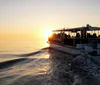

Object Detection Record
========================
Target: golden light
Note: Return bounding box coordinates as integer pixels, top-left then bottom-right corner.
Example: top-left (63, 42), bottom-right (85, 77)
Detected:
top-left (43, 28), bottom-right (52, 39)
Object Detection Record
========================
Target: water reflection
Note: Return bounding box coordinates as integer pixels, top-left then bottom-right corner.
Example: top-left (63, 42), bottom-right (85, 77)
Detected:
top-left (1, 48), bottom-right (100, 85)
top-left (0, 50), bottom-right (51, 85)
top-left (48, 48), bottom-right (74, 85)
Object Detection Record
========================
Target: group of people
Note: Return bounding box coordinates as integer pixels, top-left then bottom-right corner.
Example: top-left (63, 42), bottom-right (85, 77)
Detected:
top-left (50, 32), bottom-right (98, 39)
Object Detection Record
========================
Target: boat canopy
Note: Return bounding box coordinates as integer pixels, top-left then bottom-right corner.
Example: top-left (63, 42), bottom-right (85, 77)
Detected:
top-left (52, 24), bottom-right (100, 32)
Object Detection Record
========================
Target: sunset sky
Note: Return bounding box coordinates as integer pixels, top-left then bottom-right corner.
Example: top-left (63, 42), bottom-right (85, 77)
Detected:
top-left (0, 0), bottom-right (100, 41)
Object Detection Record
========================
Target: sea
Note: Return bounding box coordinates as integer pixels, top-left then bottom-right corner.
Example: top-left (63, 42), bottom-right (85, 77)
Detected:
top-left (0, 40), bottom-right (100, 85)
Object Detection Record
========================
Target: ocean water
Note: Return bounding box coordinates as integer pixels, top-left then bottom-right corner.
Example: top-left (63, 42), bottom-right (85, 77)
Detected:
top-left (0, 40), bottom-right (100, 85)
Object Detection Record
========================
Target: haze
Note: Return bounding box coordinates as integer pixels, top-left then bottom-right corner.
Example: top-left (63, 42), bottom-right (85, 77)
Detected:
top-left (0, 0), bottom-right (100, 41)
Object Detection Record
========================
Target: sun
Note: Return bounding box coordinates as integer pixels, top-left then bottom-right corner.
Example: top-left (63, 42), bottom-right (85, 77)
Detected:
top-left (43, 29), bottom-right (52, 39)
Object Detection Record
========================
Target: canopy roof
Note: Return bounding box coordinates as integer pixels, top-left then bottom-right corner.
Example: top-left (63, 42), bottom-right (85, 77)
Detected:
top-left (53, 24), bottom-right (100, 32)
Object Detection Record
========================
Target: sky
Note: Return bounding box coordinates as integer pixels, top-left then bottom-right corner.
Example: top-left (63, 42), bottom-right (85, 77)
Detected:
top-left (0, 0), bottom-right (100, 41)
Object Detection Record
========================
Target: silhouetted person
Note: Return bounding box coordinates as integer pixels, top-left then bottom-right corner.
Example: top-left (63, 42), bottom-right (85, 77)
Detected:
top-left (68, 34), bottom-right (70, 38)
top-left (76, 33), bottom-right (80, 38)
top-left (93, 33), bottom-right (97, 38)
top-left (87, 33), bottom-right (92, 38)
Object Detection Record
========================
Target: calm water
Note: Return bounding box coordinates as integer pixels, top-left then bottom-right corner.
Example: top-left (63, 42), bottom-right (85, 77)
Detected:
top-left (0, 40), bottom-right (100, 85)
top-left (0, 40), bottom-right (49, 54)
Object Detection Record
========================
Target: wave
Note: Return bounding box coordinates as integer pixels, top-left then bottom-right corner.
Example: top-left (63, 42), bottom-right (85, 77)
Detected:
top-left (16, 47), bottom-right (49, 57)
top-left (0, 47), bottom-right (49, 69)
top-left (0, 58), bottom-right (27, 69)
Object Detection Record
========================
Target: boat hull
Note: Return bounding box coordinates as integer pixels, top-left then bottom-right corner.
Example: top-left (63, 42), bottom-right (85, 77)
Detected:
top-left (49, 43), bottom-right (81, 56)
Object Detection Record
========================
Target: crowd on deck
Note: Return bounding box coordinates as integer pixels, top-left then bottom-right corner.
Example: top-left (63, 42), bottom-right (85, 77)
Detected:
top-left (48, 32), bottom-right (100, 46)
top-left (49, 32), bottom-right (99, 39)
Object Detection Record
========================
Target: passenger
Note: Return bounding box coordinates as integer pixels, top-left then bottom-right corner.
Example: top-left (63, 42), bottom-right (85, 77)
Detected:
top-left (93, 33), bottom-right (97, 38)
top-left (68, 34), bottom-right (70, 38)
top-left (87, 33), bottom-right (92, 38)
top-left (64, 33), bottom-right (67, 38)
top-left (76, 33), bottom-right (80, 38)
top-left (58, 33), bottom-right (60, 38)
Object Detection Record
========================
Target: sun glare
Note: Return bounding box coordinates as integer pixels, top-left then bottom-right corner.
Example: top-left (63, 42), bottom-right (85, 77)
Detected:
top-left (43, 29), bottom-right (52, 39)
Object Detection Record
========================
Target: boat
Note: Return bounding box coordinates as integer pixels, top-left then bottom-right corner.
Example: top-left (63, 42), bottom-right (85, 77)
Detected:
top-left (48, 24), bottom-right (100, 56)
